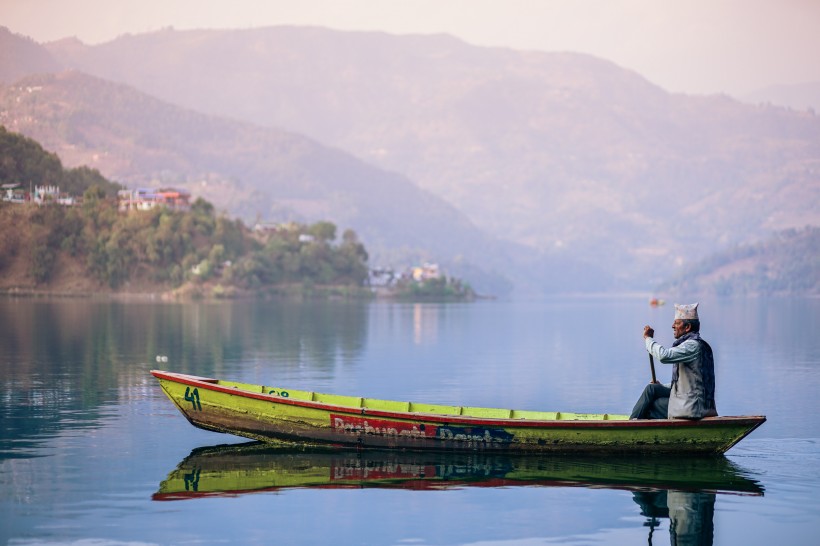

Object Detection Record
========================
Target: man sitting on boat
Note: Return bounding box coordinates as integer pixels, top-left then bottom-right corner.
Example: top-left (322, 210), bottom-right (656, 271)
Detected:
top-left (630, 303), bottom-right (718, 420)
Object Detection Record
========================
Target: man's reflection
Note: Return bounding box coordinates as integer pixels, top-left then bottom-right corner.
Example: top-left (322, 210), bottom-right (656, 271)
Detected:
top-left (633, 490), bottom-right (715, 546)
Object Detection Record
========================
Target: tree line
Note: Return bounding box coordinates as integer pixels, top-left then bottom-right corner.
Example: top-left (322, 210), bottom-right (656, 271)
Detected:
top-left (2, 190), bottom-right (370, 293)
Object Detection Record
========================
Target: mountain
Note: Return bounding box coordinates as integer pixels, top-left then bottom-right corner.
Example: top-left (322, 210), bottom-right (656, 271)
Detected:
top-left (42, 26), bottom-right (820, 289)
top-left (0, 27), bottom-right (60, 84)
top-left (659, 226), bottom-right (820, 297)
top-left (742, 81), bottom-right (820, 112)
top-left (0, 71), bottom-right (514, 295)
top-left (3, 26), bottom-right (818, 294)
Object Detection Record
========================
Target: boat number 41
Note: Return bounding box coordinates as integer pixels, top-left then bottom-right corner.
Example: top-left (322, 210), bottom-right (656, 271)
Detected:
top-left (184, 387), bottom-right (202, 411)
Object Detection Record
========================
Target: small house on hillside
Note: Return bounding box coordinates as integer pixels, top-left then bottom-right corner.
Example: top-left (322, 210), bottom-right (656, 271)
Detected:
top-left (412, 263), bottom-right (442, 282)
top-left (33, 185), bottom-right (75, 205)
top-left (118, 187), bottom-right (191, 212)
top-left (369, 267), bottom-right (397, 287)
top-left (1, 183), bottom-right (25, 203)
top-left (2, 184), bottom-right (76, 205)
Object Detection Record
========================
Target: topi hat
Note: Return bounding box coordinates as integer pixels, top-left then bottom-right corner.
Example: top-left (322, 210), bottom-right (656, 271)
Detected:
top-left (674, 303), bottom-right (699, 320)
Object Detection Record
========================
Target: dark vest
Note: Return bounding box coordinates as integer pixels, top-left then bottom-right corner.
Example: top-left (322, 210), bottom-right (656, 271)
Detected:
top-left (672, 331), bottom-right (716, 411)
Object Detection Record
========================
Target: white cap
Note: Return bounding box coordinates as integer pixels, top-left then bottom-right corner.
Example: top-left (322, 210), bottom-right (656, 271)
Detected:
top-left (674, 303), bottom-right (699, 320)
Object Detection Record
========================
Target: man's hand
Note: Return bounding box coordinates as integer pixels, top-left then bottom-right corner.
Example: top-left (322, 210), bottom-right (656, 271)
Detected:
top-left (643, 325), bottom-right (654, 339)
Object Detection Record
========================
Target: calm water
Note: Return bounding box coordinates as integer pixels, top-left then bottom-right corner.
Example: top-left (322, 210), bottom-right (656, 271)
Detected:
top-left (1, 296), bottom-right (818, 545)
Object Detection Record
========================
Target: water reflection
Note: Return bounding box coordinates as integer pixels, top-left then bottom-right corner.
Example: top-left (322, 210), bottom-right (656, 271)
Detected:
top-left (634, 490), bottom-right (716, 546)
top-left (3, 297), bottom-right (814, 545)
top-left (412, 303), bottom-right (439, 345)
top-left (155, 443), bottom-right (764, 498)
top-left (157, 444), bottom-right (762, 544)
top-left (154, 442), bottom-right (763, 500)
top-left (0, 299), bottom-right (368, 460)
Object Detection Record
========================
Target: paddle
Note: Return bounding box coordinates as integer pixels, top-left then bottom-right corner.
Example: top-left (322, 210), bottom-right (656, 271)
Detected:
top-left (644, 325), bottom-right (657, 383)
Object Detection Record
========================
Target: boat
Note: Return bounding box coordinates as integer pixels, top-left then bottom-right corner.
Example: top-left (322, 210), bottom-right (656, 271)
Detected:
top-left (153, 442), bottom-right (764, 501)
top-left (151, 370), bottom-right (765, 454)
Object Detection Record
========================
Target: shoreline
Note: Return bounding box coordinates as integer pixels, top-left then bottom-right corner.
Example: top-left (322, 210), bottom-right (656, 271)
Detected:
top-left (0, 285), bottom-right (480, 303)
top-left (0, 285), bottom-right (373, 302)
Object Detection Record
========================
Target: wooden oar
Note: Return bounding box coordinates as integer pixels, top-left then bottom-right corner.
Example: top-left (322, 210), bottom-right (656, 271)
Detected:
top-left (649, 354), bottom-right (657, 384)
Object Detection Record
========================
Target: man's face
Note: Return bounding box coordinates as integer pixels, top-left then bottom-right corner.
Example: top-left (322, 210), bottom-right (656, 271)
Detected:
top-left (672, 319), bottom-right (690, 339)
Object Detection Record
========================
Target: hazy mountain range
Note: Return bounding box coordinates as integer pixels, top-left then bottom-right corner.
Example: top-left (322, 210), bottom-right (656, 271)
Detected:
top-left (743, 81), bottom-right (820, 112)
top-left (1, 26), bottom-right (819, 296)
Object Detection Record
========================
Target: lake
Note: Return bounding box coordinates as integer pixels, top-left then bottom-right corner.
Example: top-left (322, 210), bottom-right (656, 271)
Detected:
top-left (1, 296), bottom-right (818, 545)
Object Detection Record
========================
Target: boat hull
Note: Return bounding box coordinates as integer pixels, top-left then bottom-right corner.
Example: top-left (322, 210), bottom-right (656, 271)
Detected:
top-left (152, 371), bottom-right (765, 454)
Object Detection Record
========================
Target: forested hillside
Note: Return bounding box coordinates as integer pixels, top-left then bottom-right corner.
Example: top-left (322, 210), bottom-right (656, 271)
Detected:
top-left (0, 125), bottom-right (121, 197)
top-left (0, 128), bottom-right (370, 297)
top-left (0, 196), bottom-right (371, 297)
top-left (659, 227), bottom-right (820, 296)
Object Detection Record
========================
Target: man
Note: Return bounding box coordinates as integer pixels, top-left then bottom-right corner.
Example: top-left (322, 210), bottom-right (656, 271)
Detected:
top-left (630, 303), bottom-right (717, 420)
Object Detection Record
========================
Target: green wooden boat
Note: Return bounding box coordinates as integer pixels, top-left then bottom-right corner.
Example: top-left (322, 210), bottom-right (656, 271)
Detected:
top-left (153, 442), bottom-right (764, 500)
top-left (151, 370), bottom-right (765, 454)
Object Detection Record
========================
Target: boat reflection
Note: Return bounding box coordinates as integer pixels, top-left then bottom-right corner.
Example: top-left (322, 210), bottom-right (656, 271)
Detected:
top-left (155, 442), bottom-right (763, 545)
top-left (154, 441), bottom-right (763, 500)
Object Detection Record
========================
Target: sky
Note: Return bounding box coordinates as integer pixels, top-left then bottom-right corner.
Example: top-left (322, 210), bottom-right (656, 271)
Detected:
top-left (3, 0), bottom-right (820, 96)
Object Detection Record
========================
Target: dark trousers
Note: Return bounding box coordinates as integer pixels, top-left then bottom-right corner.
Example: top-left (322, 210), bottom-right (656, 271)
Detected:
top-left (630, 383), bottom-right (671, 419)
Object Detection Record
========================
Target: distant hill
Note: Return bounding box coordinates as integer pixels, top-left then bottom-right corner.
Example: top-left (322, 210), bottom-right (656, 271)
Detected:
top-left (658, 226), bottom-right (820, 297)
top-left (742, 81), bottom-right (820, 112)
top-left (0, 27), bottom-right (60, 84)
top-left (0, 71), bottom-right (514, 295)
top-left (3, 26), bottom-right (819, 294)
top-left (40, 26), bottom-right (820, 291)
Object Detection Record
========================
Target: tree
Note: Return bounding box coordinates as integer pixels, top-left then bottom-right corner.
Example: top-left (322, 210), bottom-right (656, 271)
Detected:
top-left (308, 221), bottom-right (337, 242)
